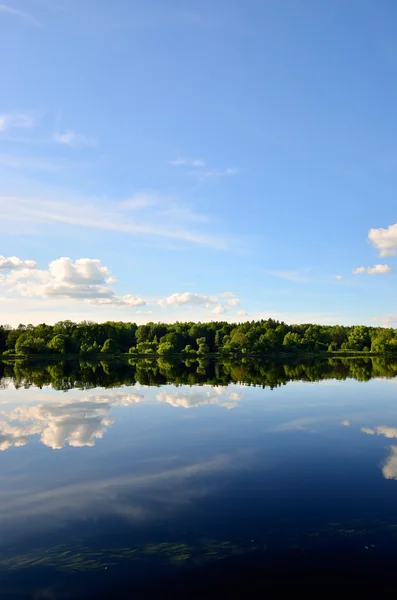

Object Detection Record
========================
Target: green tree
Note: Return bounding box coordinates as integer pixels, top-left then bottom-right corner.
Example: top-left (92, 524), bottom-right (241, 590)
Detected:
top-left (157, 341), bottom-right (175, 356)
top-left (101, 338), bottom-right (119, 354)
top-left (196, 337), bottom-right (210, 355)
top-left (48, 334), bottom-right (68, 354)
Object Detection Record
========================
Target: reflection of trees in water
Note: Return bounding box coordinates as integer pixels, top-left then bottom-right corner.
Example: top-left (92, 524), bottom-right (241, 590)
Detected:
top-left (1, 357), bottom-right (397, 391)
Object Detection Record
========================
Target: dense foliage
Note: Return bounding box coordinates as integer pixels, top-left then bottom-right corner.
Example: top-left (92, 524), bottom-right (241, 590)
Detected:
top-left (1, 319), bottom-right (397, 357)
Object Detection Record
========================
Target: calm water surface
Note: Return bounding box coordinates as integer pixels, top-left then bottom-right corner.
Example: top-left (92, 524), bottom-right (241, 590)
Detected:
top-left (1, 358), bottom-right (397, 597)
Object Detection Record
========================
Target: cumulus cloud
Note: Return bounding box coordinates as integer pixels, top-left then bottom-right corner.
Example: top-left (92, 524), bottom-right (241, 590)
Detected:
top-left (361, 426), bottom-right (397, 480)
top-left (220, 291), bottom-right (236, 298)
top-left (353, 265), bottom-right (391, 275)
top-left (156, 386), bottom-right (243, 409)
top-left (369, 222), bottom-right (397, 256)
top-left (0, 256), bottom-right (36, 270)
top-left (89, 295), bottom-right (145, 307)
top-left (0, 392), bottom-right (144, 451)
top-left (361, 425), bottom-right (397, 438)
top-left (212, 304), bottom-right (227, 314)
top-left (368, 264), bottom-right (392, 275)
top-left (334, 275), bottom-right (343, 280)
top-left (50, 257), bottom-right (114, 285)
top-left (0, 111), bottom-right (35, 132)
top-left (372, 314), bottom-right (397, 327)
top-left (237, 310), bottom-right (248, 317)
top-left (54, 130), bottom-right (97, 148)
top-left (341, 420), bottom-right (350, 426)
top-left (361, 427), bottom-right (374, 435)
top-left (227, 297), bottom-right (241, 307)
top-left (383, 446), bottom-right (397, 480)
top-left (158, 292), bottom-right (217, 308)
top-left (2, 256), bottom-right (145, 307)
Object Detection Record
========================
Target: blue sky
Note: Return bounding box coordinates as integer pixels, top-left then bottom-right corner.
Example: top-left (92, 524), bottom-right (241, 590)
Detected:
top-left (1, 0), bottom-right (397, 326)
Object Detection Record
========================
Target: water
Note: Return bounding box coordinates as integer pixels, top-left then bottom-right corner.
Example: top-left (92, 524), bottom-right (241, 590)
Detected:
top-left (2, 357), bottom-right (397, 596)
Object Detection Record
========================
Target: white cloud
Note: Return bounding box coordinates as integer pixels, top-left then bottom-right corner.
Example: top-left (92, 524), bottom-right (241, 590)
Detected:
top-left (0, 256), bottom-right (36, 270)
top-left (361, 425), bottom-right (397, 438)
top-left (169, 158), bottom-right (239, 181)
top-left (266, 268), bottom-right (312, 283)
top-left (383, 446), bottom-right (397, 480)
top-left (361, 426), bottom-right (397, 480)
top-left (0, 4), bottom-right (41, 25)
top-left (220, 291), bottom-right (236, 298)
top-left (0, 392), bottom-right (144, 451)
top-left (168, 157), bottom-right (205, 167)
top-left (54, 130), bottom-right (97, 148)
top-left (158, 292), bottom-right (217, 308)
top-left (0, 194), bottom-right (224, 248)
top-left (212, 304), bottom-right (227, 314)
top-left (341, 420), bottom-right (350, 426)
top-left (352, 265), bottom-right (391, 275)
top-left (121, 193), bottom-right (154, 209)
top-left (372, 313), bottom-right (397, 327)
top-left (0, 154), bottom-right (68, 171)
top-left (88, 295), bottom-right (145, 307)
top-left (367, 264), bottom-right (392, 275)
top-left (156, 386), bottom-right (243, 409)
top-left (227, 297), bottom-right (241, 307)
top-left (361, 427), bottom-right (375, 435)
top-left (334, 275), bottom-right (343, 280)
top-left (0, 111), bottom-right (35, 132)
top-left (369, 222), bottom-right (397, 256)
top-left (49, 257), bottom-right (114, 285)
top-left (2, 256), bottom-right (145, 307)
top-left (236, 310), bottom-right (248, 317)
top-left (201, 167), bottom-right (239, 179)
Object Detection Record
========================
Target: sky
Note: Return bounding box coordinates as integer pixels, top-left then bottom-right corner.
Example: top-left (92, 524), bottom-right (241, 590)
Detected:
top-left (1, 0), bottom-right (397, 327)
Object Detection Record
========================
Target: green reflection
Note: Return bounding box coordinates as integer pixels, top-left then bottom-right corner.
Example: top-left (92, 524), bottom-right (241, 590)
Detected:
top-left (1, 356), bottom-right (397, 391)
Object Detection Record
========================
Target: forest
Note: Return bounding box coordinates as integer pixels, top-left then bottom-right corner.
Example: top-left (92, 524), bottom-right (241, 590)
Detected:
top-left (1, 319), bottom-right (397, 357)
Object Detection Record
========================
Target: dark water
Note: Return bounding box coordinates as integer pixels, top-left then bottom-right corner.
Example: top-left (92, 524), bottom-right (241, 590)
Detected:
top-left (2, 357), bottom-right (397, 597)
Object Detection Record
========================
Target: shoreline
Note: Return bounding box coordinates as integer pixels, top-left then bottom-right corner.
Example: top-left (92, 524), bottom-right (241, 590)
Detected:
top-left (0, 350), bottom-right (394, 362)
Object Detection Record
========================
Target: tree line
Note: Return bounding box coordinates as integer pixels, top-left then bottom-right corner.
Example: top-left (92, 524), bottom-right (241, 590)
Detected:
top-left (1, 319), bottom-right (397, 357)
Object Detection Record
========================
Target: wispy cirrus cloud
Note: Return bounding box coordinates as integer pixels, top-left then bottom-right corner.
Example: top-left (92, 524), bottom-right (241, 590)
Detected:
top-left (201, 167), bottom-right (239, 179)
top-left (0, 4), bottom-right (42, 26)
top-left (168, 157), bottom-right (205, 167)
top-left (168, 154), bottom-right (238, 180)
top-left (54, 129), bottom-right (97, 148)
top-left (266, 268), bottom-right (312, 283)
top-left (0, 192), bottom-right (226, 248)
top-left (0, 111), bottom-right (35, 132)
top-left (0, 153), bottom-right (72, 172)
